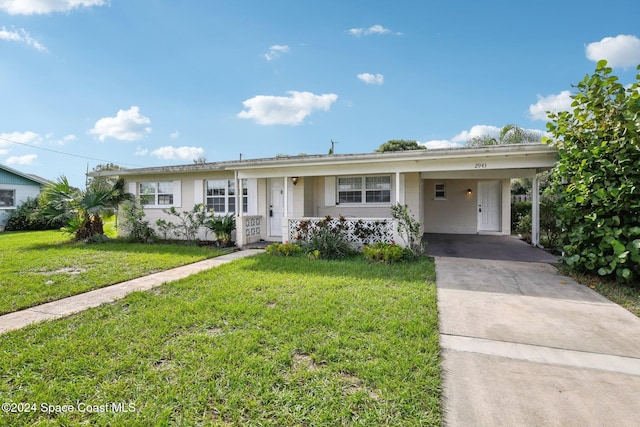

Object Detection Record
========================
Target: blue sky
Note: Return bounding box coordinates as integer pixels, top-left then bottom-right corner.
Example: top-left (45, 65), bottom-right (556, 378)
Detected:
top-left (1, 0), bottom-right (640, 187)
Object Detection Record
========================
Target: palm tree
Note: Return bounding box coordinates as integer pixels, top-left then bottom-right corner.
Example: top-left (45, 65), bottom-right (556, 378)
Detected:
top-left (467, 124), bottom-right (542, 147)
top-left (38, 176), bottom-right (133, 240)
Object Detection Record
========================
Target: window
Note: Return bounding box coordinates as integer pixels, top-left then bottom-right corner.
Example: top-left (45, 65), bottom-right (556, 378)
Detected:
top-left (140, 182), bottom-right (174, 206)
top-left (206, 179), bottom-right (247, 213)
top-left (0, 189), bottom-right (15, 207)
top-left (337, 175), bottom-right (391, 204)
top-left (434, 183), bottom-right (446, 200)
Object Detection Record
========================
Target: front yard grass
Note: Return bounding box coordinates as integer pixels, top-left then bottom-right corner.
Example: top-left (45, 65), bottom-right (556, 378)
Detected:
top-left (565, 269), bottom-right (640, 318)
top-left (0, 230), bottom-right (228, 315)
top-left (0, 255), bottom-right (441, 426)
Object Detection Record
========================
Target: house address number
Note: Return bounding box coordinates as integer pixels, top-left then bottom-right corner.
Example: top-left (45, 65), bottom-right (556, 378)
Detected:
top-left (474, 162), bottom-right (487, 169)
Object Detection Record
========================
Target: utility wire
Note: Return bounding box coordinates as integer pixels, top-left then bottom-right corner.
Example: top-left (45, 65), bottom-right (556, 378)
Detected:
top-left (0, 135), bottom-right (144, 167)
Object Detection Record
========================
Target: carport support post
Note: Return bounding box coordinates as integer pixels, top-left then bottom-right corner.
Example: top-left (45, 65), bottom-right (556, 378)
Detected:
top-left (531, 174), bottom-right (540, 247)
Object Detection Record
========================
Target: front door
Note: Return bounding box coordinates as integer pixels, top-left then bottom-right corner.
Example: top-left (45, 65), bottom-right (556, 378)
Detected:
top-left (477, 180), bottom-right (501, 232)
top-left (269, 179), bottom-right (284, 237)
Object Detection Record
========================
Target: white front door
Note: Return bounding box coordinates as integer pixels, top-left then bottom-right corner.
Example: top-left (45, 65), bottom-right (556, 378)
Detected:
top-left (269, 179), bottom-right (284, 237)
top-left (477, 180), bottom-right (501, 232)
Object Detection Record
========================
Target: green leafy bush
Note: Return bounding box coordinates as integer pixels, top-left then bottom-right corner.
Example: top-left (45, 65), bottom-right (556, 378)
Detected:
top-left (120, 200), bottom-right (156, 243)
top-left (511, 201), bottom-right (531, 232)
top-left (363, 242), bottom-right (408, 263)
top-left (204, 214), bottom-right (236, 247)
top-left (265, 242), bottom-right (304, 257)
top-left (545, 60), bottom-right (640, 282)
top-left (303, 228), bottom-right (356, 260)
top-left (5, 198), bottom-right (65, 231)
top-left (391, 203), bottom-right (424, 255)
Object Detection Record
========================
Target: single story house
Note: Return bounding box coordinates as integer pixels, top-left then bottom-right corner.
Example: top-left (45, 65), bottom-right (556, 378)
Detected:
top-left (0, 164), bottom-right (50, 231)
top-left (91, 143), bottom-right (557, 247)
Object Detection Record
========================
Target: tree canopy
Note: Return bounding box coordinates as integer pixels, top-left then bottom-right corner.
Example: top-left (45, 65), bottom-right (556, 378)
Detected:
top-left (467, 124), bottom-right (542, 147)
top-left (375, 140), bottom-right (425, 152)
top-left (545, 60), bottom-right (640, 282)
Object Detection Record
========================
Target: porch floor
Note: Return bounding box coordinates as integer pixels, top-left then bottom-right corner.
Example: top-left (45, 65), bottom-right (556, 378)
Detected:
top-left (423, 233), bottom-right (559, 264)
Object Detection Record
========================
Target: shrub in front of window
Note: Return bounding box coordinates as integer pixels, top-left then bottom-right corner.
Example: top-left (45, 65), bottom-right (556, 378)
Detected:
top-left (162, 204), bottom-right (207, 241)
top-left (5, 198), bottom-right (65, 231)
top-left (120, 200), bottom-right (156, 243)
top-left (204, 214), bottom-right (236, 247)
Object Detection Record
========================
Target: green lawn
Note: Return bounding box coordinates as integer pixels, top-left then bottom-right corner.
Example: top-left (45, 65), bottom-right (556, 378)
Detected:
top-left (0, 255), bottom-right (442, 426)
top-left (0, 230), bottom-right (228, 315)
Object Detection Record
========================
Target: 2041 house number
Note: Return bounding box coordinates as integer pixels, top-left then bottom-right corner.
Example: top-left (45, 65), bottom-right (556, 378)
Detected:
top-left (474, 162), bottom-right (487, 169)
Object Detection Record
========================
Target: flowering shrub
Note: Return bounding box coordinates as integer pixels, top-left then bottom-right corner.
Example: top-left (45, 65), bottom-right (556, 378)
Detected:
top-left (265, 242), bottom-right (304, 257)
top-left (362, 242), bottom-right (409, 263)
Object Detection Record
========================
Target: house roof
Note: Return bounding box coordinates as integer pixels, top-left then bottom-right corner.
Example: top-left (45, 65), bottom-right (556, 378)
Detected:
top-left (0, 164), bottom-right (50, 186)
top-left (89, 143), bottom-right (558, 178)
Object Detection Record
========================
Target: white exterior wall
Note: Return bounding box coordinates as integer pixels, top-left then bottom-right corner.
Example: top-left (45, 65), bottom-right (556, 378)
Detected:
top-left (0, 183), bottom-right (42, 229)
top-left (423, 179), bottom-right (477, 234)
top-left (122, 172), bottom-right (259, 241)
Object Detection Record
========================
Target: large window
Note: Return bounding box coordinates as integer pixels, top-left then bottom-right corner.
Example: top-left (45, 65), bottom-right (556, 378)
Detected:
top-left (206, 179), bottom-right (247, 213)
top-left (337, 175), bottom-right (391, 204)
top-left (140, 182), bottom-right (173, 206)
top-left (0, 189), bottom-right (15, 207)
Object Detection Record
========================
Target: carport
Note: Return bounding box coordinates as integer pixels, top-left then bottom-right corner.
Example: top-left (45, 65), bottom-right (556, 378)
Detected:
top-left (423, 233), bottom-right (559, 263)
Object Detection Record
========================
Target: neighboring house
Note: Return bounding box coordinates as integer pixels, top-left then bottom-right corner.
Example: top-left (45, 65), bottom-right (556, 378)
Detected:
top-left (90, 144), bottom-right (557, 247)
top-left (0, 164), bottom-right (50, 231)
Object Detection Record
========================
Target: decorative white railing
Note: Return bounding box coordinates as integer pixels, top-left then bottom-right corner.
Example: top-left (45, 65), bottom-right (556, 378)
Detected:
top-left (242, 215), bottom-right (263, 243)
top-left (288, 216), bottom-right (395, 246)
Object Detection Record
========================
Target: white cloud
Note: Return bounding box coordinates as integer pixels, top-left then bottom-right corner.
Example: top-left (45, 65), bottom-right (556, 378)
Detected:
top-left (357, 73), bottom-right (384, 85)
top-left (0, 26), bottom-right (47, 52)
top-left (451, 125), bottom-right (501, 143)
top-left (89, 106), bottom-right (152, 142)
top-left (347, 24), bottom-right (400, 37)
top-left (0, 149), bottom-right (8, 155)
top-left (528, 91), bottom-right (573, 121)
top-left (264, 44), bottom-right (290, 61)
top-left (134, 146), bottom-right (148, 156)
top-left (420, 140), bottom-right (463, 149)
top-left (169, 130), bottom-right (180, 139)
top-left (420, 124), bottom-right (544, 149)
top-left (49, 134), bottom-right (77, 145)
top-left (150, 145), bottom-right (205, 160)
top-left (237, 91), bottom-right (338, 126)
top-left (0, 0), bottom-right (107, 15)
top-left (6, 153), bottom-right (37, 165)
top-left (586, 35), bottom-right (640, 69)
top-left (0, 131), bottom-right (41, 146)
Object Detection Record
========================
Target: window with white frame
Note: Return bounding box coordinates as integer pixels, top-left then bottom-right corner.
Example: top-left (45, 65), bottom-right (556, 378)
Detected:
top-left (0, 189), bottom-right (15, 207)
top-left (434, 183), bottom-right (446, 200)
top-left (337, 175), bottom-right (391, 204)
top-left (140, 182), bottom-right (174, 206)
top-left (206, 179), bottom-right (247, 213)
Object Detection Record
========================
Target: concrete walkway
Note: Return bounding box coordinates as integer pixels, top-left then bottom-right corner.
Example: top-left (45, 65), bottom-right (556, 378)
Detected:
top-left (437, 257), bottom-right (640, 427)
top-left (0, 249), bottom-right (263, 335)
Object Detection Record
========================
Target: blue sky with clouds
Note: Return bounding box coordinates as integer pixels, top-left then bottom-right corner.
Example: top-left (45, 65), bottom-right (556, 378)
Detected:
top-left (1, 0), bottom-right (640, 187)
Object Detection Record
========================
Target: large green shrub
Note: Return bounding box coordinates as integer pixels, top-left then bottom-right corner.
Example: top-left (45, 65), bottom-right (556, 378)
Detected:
top-left (545, 60), bottom-right (640, 282)
top-left (120, 200), bottom-right (156, 243)
top-left (5, 198), bottom-right (65, 231)
top-left (511, 201), bottom-right (531, 232)
top-left (303, 228), bottom-right (356, 260)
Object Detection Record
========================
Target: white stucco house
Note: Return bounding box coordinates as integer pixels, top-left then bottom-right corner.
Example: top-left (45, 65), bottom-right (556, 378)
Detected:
top-left (0, 164), bottom-right (50, 231)
top-left (90, 144), bottom-right (557, 247)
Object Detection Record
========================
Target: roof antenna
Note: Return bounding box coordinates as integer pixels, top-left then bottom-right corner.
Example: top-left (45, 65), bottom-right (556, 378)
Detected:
top-left (329, 139), bottom-right (339, 155)
top-left (239, 153), bottom-right (242, 162)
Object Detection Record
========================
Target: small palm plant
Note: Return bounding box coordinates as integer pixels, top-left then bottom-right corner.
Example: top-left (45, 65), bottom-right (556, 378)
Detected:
top-left (38, 176), bottom-right (133, 240)
top-left (204, 214), bottom-right (236, 247)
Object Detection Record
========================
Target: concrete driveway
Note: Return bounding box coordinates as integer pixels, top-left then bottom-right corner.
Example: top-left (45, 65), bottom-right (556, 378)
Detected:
top-left (436, 256), bottom-right (640, 426)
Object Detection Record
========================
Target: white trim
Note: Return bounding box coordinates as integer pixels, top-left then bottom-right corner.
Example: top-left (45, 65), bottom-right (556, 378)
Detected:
top-left (193, 180), bottom-right (204, 205)
top-left (532, 175), bottom-right (540, 246)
